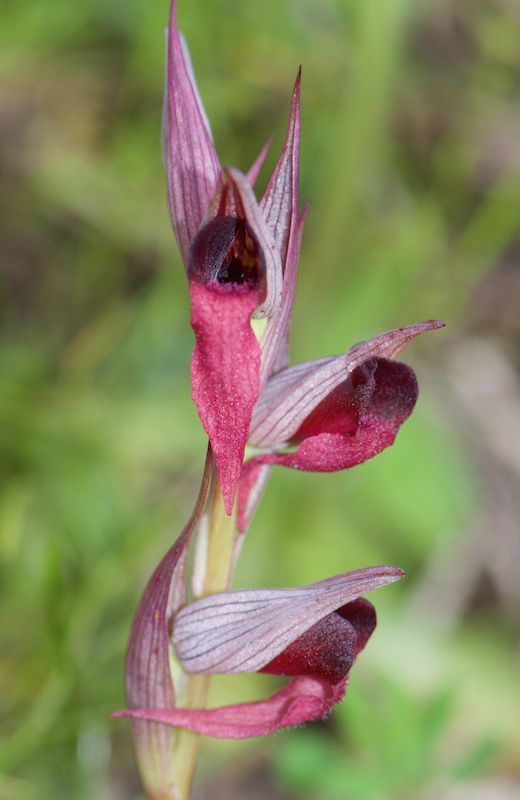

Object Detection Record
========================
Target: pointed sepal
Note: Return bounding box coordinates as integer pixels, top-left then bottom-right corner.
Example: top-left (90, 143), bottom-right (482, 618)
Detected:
top-left (119, 450), bottom-right (212, 795)
top-left (164, 1), bottom-right (222, 262)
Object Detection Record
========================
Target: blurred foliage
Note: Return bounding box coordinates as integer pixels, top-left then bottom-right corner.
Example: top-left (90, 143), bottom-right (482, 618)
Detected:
top-left (273, 680), bottom-right (499, 799)
top-left (1, 0), bottom-right (520, 798)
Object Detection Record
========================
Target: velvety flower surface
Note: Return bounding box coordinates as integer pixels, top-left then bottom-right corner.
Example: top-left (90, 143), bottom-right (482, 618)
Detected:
top-left (114, 565), bottom-right (403, 739)
top-left (165, 0), bottom-right (444, 526)
top-left (117, 0), bottom-right (443, 782)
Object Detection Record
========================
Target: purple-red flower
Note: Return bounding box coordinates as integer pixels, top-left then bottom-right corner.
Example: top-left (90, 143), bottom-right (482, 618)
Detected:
top-left (114, 2), bottom-right (443, 791)
top-left (238, 320), bottom-right (443, 529)
top-left (115, 561), bottom-right (403, 738)
top-left (164, 1), bottom-right (301, 514)
top-left (164, 2), bottom-right (442, 521)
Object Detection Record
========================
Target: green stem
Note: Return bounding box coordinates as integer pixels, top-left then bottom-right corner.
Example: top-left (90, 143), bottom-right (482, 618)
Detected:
top-left (172, 473), bottom-right (237, 799)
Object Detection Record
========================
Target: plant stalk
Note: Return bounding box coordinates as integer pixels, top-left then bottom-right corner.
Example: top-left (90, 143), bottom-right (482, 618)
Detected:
top-left (172, 472), bottom-right (237, 799)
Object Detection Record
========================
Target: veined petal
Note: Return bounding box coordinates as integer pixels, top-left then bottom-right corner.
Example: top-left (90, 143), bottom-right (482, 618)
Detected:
top-left (260, 604), bottom-right (358, 681)
top-left (260, 71), bottom-right (303, 379)
top-left (172, 564), bottom-right (402, 674)
top-left (251, 320), bottom-right (444, 447)
top-left (114, 675), bottom-right (347, 739)
top-left (190, 281), bottom-right (261, 514)
top-left (164, 1), bottom-right (222, 263)
top-left (247, 359), bottom-right (418, 473)
top-left (114, 596), bottom-right (385, 739)
top-left (260, 69), bottom-right (301, 264)
top-left (227, 168), bottom-right (284, 319)
top-left (122, 448), bottom-right (212, 795)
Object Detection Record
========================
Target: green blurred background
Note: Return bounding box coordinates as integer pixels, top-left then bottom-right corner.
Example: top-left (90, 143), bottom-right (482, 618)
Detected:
top-left (1, 0), bottom-right (520, 797)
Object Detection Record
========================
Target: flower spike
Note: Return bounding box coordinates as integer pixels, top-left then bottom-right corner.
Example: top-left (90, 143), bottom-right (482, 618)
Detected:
top-left (260, 70), bottom-right (303, 380)
top-left (117, 2), bottom-right (444, 791)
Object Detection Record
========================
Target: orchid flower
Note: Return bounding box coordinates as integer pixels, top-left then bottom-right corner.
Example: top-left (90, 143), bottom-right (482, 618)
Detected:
top-left (115, 560), bottom-right (403, 739)
top-left (114, 3), bottom-right (444, 798)
top-left (114, 449), bottom-right (403, 791)
top-left (164, 1), bottom-right (299, 515)
top-left (238, 319), bottom-right (444, 530)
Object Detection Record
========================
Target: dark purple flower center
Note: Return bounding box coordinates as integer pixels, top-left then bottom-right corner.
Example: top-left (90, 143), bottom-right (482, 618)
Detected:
top-left (189, 216), bottom-right (261, 289)
top-left (259, 599), bottom-right (377, 683)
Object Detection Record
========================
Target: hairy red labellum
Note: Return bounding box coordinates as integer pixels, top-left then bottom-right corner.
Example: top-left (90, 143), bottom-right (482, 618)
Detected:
top-left (260, 599), bottom-right (376, 683)
top-left (190, 282), bottom-right (261, 513)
